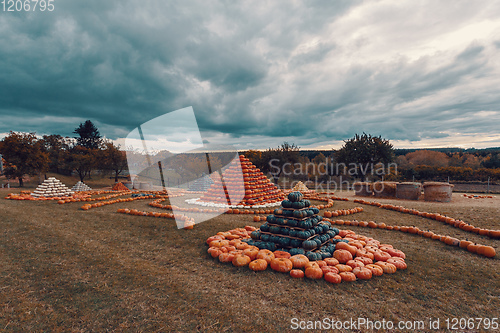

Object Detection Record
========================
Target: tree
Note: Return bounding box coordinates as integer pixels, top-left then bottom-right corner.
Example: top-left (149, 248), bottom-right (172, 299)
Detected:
top-left (41, 134), bottom-right (72, 174)
top-left (335, 133), bottom-right (394, 181)
top-left (0, 132), bottom-right (49, 186)
top-left (64, 146), bottom-right (98, 182)
top-left (74, 120), bottom-right (102, 149)
top-left (405, 150), bottom-right (449, 167)
top-left (100, 142), bottom-right (128, 182)
top-left (263, 142), bottom-right (301, 183)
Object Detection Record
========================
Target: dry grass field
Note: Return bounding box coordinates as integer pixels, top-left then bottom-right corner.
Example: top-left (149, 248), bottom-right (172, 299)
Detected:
top-left (0, 185), bottom-right (498, 332)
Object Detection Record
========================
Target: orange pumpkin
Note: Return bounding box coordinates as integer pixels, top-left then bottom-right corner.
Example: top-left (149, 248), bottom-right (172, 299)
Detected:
top-left (346, 260), bottom-right (365, 269)
top-left (365, 264), bottom-right (384, 276)
top-left (256, 249), bottom-right (275, 264)
top-left (232, 254), bottom-right (252, 267)
top-left (324, 272), bottom-right (342, 284)
top-left (273, 250), bottom-right (291, 259)
top-left (375, 262), bottom-right (397, 274)
top-left (210, 239), bottom-right (230, 248)
top-left (321, 265), bottom-right (339, 274)
top-left (387, 258), bottom-right (407, 270)
top-left (289, 254), bottom-right (309, 269)
top-left (249, 259), bottom-right (268, 271)
top-left (339, 271), bottom-right (356, 282)
top-left (305, 266), bottom-right (323, 279)
top-left (218, 252), bottom-right (236, 263)
top-left (270, 258), bottom-right (293, 273)
top-left (290, 269), bottom-right (305, 278)
top-left (353, 267), bottom-right (372, 280)
top-left (242, 247), bottom-right (259, 260)
top-left (324, 258), bottom-right (340, 266)
top-left (373, 250), bottom-right (392, 262)
top-left (334, 249), bottom-right (353, 263)
top-left (335, 264), bottom-right (353, 273)
top-left (478, 246), bottom-right (496, 258)
top-left (207, 247), bottom-right (223, 258)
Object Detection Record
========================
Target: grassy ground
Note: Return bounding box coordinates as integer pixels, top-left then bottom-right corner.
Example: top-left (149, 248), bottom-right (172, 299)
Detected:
top-left (0, 189), bottom-right (498, 332)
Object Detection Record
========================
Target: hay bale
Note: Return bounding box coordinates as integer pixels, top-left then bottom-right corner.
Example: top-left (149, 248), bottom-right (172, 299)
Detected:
top-left (353, 182), bottom-right (373, 196)
top-left (396, 182), bottom-right (422, 200)
top-left (423, 182), bottom-right (453, 202)
top-left (373, 181), bottom-right (397, 198)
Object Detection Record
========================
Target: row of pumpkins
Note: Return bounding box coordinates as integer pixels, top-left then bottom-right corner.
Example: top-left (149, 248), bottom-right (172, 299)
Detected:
top-left (207, 226), bottom-right (407, 282)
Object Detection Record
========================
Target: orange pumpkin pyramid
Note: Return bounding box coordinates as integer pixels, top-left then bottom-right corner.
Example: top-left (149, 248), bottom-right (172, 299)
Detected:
top-left (196, 154), bottom-right (285, 207)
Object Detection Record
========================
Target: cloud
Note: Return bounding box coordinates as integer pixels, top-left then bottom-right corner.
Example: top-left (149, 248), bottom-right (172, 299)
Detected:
top-left (1, 0), bottom-right (500, 150)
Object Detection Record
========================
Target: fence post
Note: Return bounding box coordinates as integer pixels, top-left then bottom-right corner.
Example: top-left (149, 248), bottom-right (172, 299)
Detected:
top-left (487, 177), bottom-right (490, 193)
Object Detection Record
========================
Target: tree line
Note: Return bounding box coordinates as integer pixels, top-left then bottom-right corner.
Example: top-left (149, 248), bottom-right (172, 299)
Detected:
top-left (244, 134), bottom-right (500, 183)
top-left (0, 120), bottom-right (127, 186)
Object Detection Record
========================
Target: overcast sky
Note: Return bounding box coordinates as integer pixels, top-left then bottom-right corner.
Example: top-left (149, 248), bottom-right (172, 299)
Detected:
top-left (1, 0), bottom-right (500, 150)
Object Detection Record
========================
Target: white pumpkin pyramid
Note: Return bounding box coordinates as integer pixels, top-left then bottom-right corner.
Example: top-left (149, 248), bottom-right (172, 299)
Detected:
top-left (292, 181), bottom-right (311, 193)
top-left (32, 177), bottom-right (74, 198)
top-left (72, 181), bottom-right (92, 192)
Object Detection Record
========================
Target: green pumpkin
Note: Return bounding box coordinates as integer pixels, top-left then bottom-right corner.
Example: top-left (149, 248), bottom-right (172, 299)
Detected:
top-left (287, 219), bottom-right (298, 227)
top-left (289, 247), bottom-right (305, 255)
top-left (250, 230), bottom-right (261, 240)
top-left (302, 239), bottom-right (317, 250)
top-left (281, 200), bottom-right (292, 208)
top-left (288, 191), bottom-right (303, 202)
top-left (260, 234), bottom-right (270, 242)
top-left (297, 230), bottom-right (308, 239)
top-left (290, 239), bottom-right (302, 248)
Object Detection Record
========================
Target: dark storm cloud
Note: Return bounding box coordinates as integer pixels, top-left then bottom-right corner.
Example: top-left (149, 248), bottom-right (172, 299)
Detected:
top-left (1, 0), bottom-right (500, 149)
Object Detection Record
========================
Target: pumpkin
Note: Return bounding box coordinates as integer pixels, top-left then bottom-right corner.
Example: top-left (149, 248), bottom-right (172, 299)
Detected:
top-left (209, 239), bottom-right (230, 248)
top-left (235, 242), bottom-right (251, 250)
top-left (459, 240), bottom-right (473, 249)
top-left (290, 269), bottom-right (305, 278)
top-left (375, 262), bottom-right (397, 274)
top-left (324, 258), bottom-right (340, 266)
top-left (208, 247), bottom-right (223, 258)
top-left (256, 249), bottom-right (275, 264)
top-left (346, 260), bottom-right (365, 269)
top-left (335, 264), bottom-right (353, 273)
top-left (365, 264), bottom-right (384, 276)
top-left (339, 271), bottom-right (356, 282)
top-left (333, 249), bottom-right (353, 264)
top-left (289, 254), bottom-right (309, 269)
top-left (353, 267), bottom-right (372, 280)
top-left (324, 272), bottom-right (342, 284)
top-left (321, 266), bottom-right (339, 274)
top-left (355, 256), bottom-right (373, 265)
top-left (335, 242), bottom-right (357, 256)
top-left (467, 243), bottom-right (480, 253)
top-left (243, 247), bottom-right (259, 260)
top-left (232, 254), bottom-right (252, 267)
top-left (249, 259), bottom-right (268, 271)
top-left (356, 249), bottom-right (375, 260)
top-left (273, 250), bottom-right (291, 259)
top-left (206, 235), bottom-right (224, 245)
top-left (478, 245), bottom-right (496, 258)
top-left (218, 252), bottom-right (235, 263)
top-left (270, 258), bottom-right (293, 273)
top-left (373, 250), bottom-right (392, 262)
top-left (387, 258), bottom-right (407, 270)
top-left (304, 262), bottom-right (320, 269)
top-left (305, 266), bottom-right (323, 279)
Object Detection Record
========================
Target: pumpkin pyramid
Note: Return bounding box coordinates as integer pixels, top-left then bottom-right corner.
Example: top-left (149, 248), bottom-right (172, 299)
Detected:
top-left (188, 173), bottom-right (214, 192)
top-left (72, 181), bottom-right (92, 192)
top-left (32, 177), bottom-right (74, 198)
top-left (196, 154), bottom-right (285, 207)
top-left (245, 191), bottom-right (339, 260)
top-left (291, 181), bottom-right (312, 193)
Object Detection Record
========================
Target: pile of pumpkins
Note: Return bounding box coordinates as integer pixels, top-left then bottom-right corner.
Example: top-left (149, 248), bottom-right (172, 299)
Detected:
top-left (206, 226), bottom-right (407, 283)
top-left (245, 191), bottom-right (342, 261)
